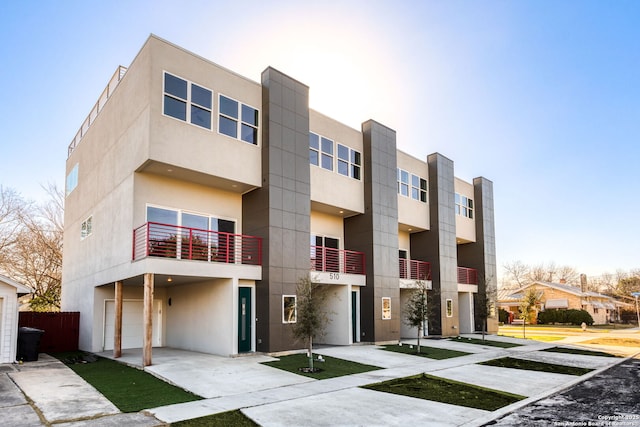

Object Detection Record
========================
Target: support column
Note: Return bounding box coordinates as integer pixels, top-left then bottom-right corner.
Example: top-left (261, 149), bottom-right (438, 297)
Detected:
top-left (114, 281), bottom-right (123, 358)
top-left (143, 273), bottom-right (154, 367)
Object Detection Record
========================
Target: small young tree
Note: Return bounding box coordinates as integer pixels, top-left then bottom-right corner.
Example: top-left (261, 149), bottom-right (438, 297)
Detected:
top-left (519, 287), bottom-right (540, 339)
top-left (291, 276), bottom-right (331, 371)
top-left (475, 275), bottom-right (496, 341)
top-left (403, 280), bottom-right (429, 353)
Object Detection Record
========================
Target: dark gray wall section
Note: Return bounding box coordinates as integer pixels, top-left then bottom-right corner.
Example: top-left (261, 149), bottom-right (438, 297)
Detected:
top-left (410, 153), bottom-right (458, 335)
top-left (457, 177), bottom-right (497, 330)
top-left (344, 120), bottom-right (399, 343)
top-left (242, 67), bottom-right (310, 353)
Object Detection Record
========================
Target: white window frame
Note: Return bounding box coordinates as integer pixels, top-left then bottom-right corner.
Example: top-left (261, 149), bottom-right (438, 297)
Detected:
top-left (337, 143), bottom-right (361, 180)
top-left (397, 168), bottom-right (410, 197)
top-left (455, 193), bottom-right (474, 219)
top-left (217, 93), bottom-right (260, 145)
top-left (411, 174), bottom-right (427, 203)
top-left (382, 297), bottom-right (391, 320)
top-left (283, 295), bottom-right (297, 323)
top-left (162, 72), bottom-right (213, 130)
top-left (81, 216), bottom-right (92, 240)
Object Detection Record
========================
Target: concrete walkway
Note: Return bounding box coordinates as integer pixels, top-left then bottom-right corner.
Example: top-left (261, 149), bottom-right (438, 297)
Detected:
top-left (0, 335), bottom-right (632, 426)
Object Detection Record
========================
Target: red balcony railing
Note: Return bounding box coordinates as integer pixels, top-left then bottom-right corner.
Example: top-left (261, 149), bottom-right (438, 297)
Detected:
top-left (457, 266), bottom-right (479, 285)
top-left (133, 222), bottom-right (262, 265)
top-left (399, 259), bottom-right (432, 280)
top-left (310, 246), bottom-right (365, 275)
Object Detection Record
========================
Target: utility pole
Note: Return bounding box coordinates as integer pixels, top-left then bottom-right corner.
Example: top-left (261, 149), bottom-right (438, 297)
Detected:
top-left (632, 292), bottom-right (640, 327)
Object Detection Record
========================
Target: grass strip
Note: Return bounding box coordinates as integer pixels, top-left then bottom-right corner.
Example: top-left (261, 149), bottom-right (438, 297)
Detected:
top-left (262, 353), bottom-right (381, 379)
top-left (450, 337), bottom-right (521, 348)
top-left (363, 373), bottom-right (525, 411)
top-left (479, 357), bottom-right (593, 376)
top-left (52, 352), bottom-right (201, 412)
top-left (542, 346), bottom-right (619, 357)
top-left (382, 344), bottom-right (470, 359)
top-left (580, 337), bottom-right (640, 347)
top-left (172, 410), bottom-right (257, 426)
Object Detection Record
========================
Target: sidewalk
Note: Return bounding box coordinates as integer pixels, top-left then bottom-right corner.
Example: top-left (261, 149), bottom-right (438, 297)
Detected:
top-left (0, 335), bottom-right (631, 426)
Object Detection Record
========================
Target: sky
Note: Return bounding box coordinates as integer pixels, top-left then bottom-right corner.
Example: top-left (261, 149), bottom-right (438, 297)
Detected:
top-left (1, 0), bottom-right (639, 279)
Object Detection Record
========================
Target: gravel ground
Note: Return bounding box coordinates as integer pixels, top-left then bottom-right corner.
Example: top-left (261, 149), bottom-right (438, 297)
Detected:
top-left (485, 357), bottom-right (640, 427)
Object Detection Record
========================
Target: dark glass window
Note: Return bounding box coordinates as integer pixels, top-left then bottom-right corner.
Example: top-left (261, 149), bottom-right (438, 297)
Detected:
top-left (219, 116), bottom-right (237, 138)
top-left (164, 96), bottom-right (187, 121)
top-left (241, 123), bottom-right (257, 145)
top-left (309, 133), bottom-right (319, 150)
top-left (164, 74), bottom-right (187, 99)
top-left (220, 96), bottom-right (238, 118)
top-left (191, 105), bottom-right (211, 129)
top-left (309, 149), bottom-right (319, 166)
top-left (242, 104), bottom-right (258, 126)
top-left (191, 84), bottom-right (212, 109)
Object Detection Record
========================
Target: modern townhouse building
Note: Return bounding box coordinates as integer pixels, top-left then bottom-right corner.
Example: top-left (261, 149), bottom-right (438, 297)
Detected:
top-left (61, 35), bottom-right (497, 366)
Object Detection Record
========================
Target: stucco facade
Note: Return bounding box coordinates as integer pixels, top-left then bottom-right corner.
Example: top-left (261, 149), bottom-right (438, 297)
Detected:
top-left (62, 35), bottom-right (497, 363)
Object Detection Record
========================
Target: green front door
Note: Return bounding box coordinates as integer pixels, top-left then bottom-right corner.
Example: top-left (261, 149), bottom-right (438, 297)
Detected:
top-left (238, 287), bottom-right (252, 353)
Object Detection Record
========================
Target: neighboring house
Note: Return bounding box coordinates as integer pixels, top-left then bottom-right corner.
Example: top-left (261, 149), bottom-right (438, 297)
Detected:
top-left (0, 274), bottom-right (30, 363)
top-left (498, 281), bottom-right (624, 325)
top-left (61, 35), bottom-right (497, 365)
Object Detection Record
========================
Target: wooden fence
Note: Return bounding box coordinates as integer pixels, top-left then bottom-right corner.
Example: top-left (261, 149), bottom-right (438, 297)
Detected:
top-left (18, 312), bottom-right (80, 353)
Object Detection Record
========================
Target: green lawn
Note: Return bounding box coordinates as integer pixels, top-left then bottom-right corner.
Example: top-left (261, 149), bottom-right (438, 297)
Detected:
top-left (479, 357), bottom-right (593, 376)
top-left (450, 336), bottom-right (521, 348)
top-left (172, 410), bottom-right (257, 426)
top-left (542, 346), bottom-right (620, 358)
top-left (262, 353), bottom-right (381, 379)
top-left (53, 352), bottom-right (202, 412)
top-left (363, 373), bottom-right (525, 411)
top-left (382, 344), bottom-right (471, 359)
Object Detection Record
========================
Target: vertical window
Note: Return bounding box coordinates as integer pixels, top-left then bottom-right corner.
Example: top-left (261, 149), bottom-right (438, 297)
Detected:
top-left (66, 163), bottom-right (79, 196)
top-left (411, 174), bottom-right (427, 202)
top-left (309, 133), bottom-right (320, 166)
top-left (283, 296), bottom-right (297, 323)
top-left (397, 169), bottom-right (409, 197)
top-left (455, 193), bottom-right (474, 219)
top-left (446, 299), bottom-right (453, 317)
top-left (218, 94), bottom-right (259, 145)
top-left (320, 137), bottom-right (333, 170)
top-left (382, 297), bottom-right (391, 320)
top-left (337, 144), bottom-right (362, 180)
top-left (81, 216), bottom-right (92, 239)
top-left (163, 73), bottom-right (212, 129)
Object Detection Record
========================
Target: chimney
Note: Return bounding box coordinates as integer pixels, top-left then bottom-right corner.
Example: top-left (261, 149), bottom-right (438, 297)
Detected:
top-left (559, 278), bottom-right (566, 284)
top-left (580, 274), bottom-right (587, 292)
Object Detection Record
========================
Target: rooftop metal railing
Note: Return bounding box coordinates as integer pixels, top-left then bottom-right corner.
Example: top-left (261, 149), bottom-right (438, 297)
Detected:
top-left (68, 66), bottom-right (127, 157)
top-left (399, 259), bottom-right (432, 281)
top-left (310, 246), bottom-right (365, 275)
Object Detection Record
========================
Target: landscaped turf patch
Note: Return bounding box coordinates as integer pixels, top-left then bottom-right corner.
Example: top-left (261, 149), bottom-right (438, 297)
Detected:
top-left (479, 357), bottom-right (593, 376)
top-left (363, 373), bottom-right (525, 411)
top-left (542, 346), bottom-right (619, 358)
top-left (450, 337), bottom-right (521, 348)
top-left (172, 410), bottom-right (257, 427)
top-left (262, 353), bottom-right (381, 379)
top-left (580, 337), bottom-right (640, 347)
top-left (53, 353), bottom-right (202, 412)
top-left (382, 344), bottom-right (471, 359)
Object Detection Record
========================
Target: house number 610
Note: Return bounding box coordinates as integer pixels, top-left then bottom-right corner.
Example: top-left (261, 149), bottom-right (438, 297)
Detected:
top-left (329, 273), bottom-right (340, 280)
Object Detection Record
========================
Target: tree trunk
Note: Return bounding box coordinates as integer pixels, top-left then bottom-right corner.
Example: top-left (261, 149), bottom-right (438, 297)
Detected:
top-left (482, 318), bottom-right (486, 341)
top-left (417, 326), bottom-right (421, 353)
top-left (308, 335), bottom-right (314, 370)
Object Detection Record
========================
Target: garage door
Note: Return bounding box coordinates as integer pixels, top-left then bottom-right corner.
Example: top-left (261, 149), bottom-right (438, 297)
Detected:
top-left (103, 299), bottom-right (161, 350)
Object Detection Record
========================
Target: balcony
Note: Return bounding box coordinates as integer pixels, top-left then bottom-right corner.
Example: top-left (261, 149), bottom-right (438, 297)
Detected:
top-left (310, 246), bottom-right (365, 275)
top-left (399, 259), bottom-right (432, 281)
top-left (133, 222), bottom-right (262, 265)
top-left (457, 267), bottom-right (479, 285)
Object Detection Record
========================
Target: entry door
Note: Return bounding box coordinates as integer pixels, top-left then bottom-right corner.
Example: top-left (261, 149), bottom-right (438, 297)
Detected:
top-left (351, 291), bottom-right (358, 343)
top-left (238, 287), bottom-right (252, 352)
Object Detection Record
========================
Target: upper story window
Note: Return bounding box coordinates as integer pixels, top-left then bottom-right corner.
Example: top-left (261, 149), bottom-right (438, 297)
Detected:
top-left (81, 216), bottom-right (92, 239)
top-left (163, 72), bottom-right (212, 129)
top-left (397, 168), bottom-right (427, 203)
top-left (455, 193), bottom-right (474, 219)
top-left (218, 95), bottom-right (259, 145)
top-left (337, 144), bottom-right (361, 180)
top-left (66, 163), bottom-right (79, 196)
top-left (309, 132), bottom-right (334, 171)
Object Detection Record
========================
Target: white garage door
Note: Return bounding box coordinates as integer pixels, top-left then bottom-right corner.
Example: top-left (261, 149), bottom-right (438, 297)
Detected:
top-left (103, 299), bottom-right (161, 350)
